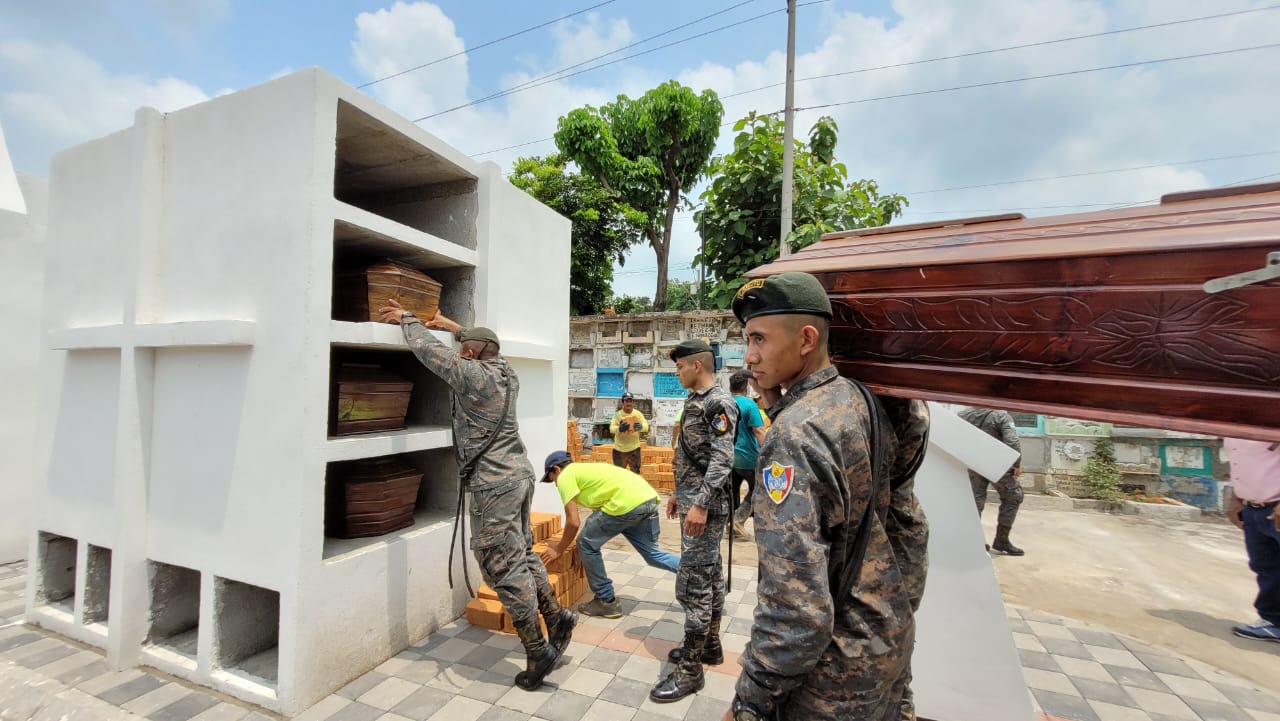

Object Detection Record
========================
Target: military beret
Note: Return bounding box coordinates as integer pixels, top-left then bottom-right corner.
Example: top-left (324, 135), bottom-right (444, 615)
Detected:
top-left (732, 271), bottom-right (833, 323)
top-left (459, 326), bottom-right (500, 348)
top-left (669, 339), bottom-right (713, 361)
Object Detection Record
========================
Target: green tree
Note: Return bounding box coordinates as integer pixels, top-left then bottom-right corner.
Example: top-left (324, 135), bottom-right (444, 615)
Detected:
top-left (555, 80), bottom-right (723, 310)
top-left (663, 279), bottom-right (700, 311)
top-left (604, 294), bottom-right (652, 314)
top-left (508, 154), bottom-right (646, 316)
top-left (693, 113), bottom-right (908, 308)
top-left (1084, 436), bottom-right (1123, 503)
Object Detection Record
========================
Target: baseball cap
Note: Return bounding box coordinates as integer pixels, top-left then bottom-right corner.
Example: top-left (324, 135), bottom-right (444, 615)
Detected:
top-left (540, 450), bottom-right (573, 483)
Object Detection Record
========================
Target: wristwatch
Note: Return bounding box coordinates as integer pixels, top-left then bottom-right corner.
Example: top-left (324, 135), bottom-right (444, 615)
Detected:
top-left (401, 311), bottom-right (416, 322)
top-left (731, 697), bottom-right (766, 721)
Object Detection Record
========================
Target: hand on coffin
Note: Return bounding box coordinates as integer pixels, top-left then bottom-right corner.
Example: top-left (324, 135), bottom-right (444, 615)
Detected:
top-left (378, 298), bottom-right (407, 324)
top-left (424, 311), bottom-right (462, 335)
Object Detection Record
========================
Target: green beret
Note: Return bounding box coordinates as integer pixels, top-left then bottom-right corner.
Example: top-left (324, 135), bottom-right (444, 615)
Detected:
top-left (670, 339), bottom-right (713, 361)
top-left (732, 272), bottom-right (833, 323)
top-left (459, 326), bottom-right (500, 348)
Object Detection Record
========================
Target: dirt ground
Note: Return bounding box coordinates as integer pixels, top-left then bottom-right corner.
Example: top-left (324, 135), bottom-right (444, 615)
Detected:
top-left (606, 499), bottom-right (1278, 693)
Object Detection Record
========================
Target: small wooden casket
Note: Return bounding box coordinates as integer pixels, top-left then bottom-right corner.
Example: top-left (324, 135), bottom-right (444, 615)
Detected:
top-left (328, 456), bottom-right (422, 538)
top-left (750, 183), bottom-right (1280, 441)
top-left (331, 364), bottom-right (413, 436)
top-left (335, 260), bottom-right (442, 322)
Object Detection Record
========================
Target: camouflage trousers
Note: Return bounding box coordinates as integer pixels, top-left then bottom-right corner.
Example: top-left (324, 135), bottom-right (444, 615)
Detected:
top-left (969, 470), bottom-right (1024, 528)
top-left (779, 621), bottom-right (912, 721)
top-left (676, 512), bottom-right (727, 636)
top-left (469, 477), bottom-right (561, 650)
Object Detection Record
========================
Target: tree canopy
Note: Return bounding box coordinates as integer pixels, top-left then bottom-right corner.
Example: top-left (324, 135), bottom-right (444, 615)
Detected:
top-left (508, 153), bottom-right (646, 316)
top-left (555, 80), bottom-right (723, 310)
top-left (694, 113), bottom-right (908, 308)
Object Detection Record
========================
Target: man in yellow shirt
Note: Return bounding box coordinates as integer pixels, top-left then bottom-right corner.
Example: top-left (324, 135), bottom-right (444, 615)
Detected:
top-left (541, 451), bottom-right (680, 618)
top-left (610, 392), bottom-right (649, 472)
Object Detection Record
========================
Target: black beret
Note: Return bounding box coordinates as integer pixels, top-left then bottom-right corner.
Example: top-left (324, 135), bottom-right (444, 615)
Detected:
top-left (459, 326), bottom-right (500, 348)
top-left (732, 272), bottom-right (833, 323)
top-left (670, 339), bottom-right (713, 361)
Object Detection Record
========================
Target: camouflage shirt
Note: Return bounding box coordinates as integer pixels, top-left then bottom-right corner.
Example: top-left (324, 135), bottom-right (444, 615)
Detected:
top-left (674, 383), bottom-right (737, 515)
top-left (959, 407), bottom-right (1021, 459)
top-left (738, 365), bottom-right (913, 718)
top-left (879, 396), bottom-right (931, 611)
top-left (402, 319), bottom-right (535, 490)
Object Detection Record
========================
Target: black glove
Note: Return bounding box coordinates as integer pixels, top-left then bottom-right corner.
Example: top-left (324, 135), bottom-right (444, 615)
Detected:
top-left (619, 421), bottom-right (631, 432)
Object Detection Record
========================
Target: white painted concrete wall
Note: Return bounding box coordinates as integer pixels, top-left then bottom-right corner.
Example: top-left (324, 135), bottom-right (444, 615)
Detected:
top-left (0, 173), bottom-right (47, 563)
top-left (28, 69), bottom-right (570, 715)
top-left (915, 402), bottom-right (1033, 721)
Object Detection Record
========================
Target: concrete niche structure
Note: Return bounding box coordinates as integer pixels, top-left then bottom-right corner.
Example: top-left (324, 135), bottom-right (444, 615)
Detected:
top-left (25, 69), bottom-right (569, 714)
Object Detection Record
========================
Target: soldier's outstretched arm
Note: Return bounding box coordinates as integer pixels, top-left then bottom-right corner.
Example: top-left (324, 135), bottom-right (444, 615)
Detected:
top-left (735, 430), bottom-right (841, 714)
top-left (400, 318), bottom-right (476, 392)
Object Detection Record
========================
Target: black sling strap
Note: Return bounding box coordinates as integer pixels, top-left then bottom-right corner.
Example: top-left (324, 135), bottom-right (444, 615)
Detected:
top-left (833, 378), bottom-right (889, 605)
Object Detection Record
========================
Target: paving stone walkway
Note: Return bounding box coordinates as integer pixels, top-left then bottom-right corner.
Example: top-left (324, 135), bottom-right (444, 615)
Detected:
top-left (2, 554), bottom-right (1278, 721)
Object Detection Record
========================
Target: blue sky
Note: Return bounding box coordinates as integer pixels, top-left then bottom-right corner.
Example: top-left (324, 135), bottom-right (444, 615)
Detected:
top-left (3, 1), bottom-right (1278, 298)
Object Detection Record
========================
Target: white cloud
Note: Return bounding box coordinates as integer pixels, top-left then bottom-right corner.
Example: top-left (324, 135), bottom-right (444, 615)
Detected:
top-left (329, 1), bottom-right (1280, 299)
top-left (0, 40), bottom-right (208, 174)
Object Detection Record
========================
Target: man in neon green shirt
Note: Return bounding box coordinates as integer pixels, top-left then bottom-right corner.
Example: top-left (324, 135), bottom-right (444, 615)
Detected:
top-left (541, 451), bottom-right (680, 618)
top-left (610, 392), bottom-right (649, 473)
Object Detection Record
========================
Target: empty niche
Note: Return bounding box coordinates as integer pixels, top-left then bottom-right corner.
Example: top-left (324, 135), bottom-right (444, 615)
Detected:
top-left (147, 561), bottom-right (201, 658)
top-left (570, 398), bottom-right (594, 420)
top-left (332, 100), bottom-right (478, 248)
top-left (36, 532), bottom-right (77, 613)
top-left (213, 577), bottom-right (279, 685)
top-left (83, 545), bottom-right (112, 625)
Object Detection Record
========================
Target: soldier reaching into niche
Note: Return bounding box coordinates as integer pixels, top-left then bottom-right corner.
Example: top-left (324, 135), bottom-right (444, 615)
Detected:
top-left (379, 299), bottom-right (576, 691)
top-left (651, 339), bottom-right (738, 704)
top-left (958, 406), bottom-right (1026, 556)
top-left (725, 272), bottom-right (921, 721)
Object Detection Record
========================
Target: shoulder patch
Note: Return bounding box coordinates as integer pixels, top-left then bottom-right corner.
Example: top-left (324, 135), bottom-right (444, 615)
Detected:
top-left (762, 462), bottom-right (795, 504)
top-left (711, 412), bottom-right (730, 434)
top-left (736, 277), bottom-right (766, 299)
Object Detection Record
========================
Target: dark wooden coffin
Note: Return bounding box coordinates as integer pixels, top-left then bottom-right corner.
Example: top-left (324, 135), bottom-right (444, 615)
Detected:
top-left (331, 364), bottom-right (413, 436)
top-left (750, 183), bottom-right (1280, 442)
top-left (327, 456), bottom-right (422, 538)
top-left (334, 260), bottom-right (442, 322)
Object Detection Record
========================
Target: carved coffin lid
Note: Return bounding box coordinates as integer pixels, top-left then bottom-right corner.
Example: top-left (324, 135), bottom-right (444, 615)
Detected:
top-left (751, 183), bottom-right (1280, 441)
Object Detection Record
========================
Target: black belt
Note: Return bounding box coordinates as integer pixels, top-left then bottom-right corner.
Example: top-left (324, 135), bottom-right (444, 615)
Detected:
top-left (1244, 500), bottom-right (1278, 508)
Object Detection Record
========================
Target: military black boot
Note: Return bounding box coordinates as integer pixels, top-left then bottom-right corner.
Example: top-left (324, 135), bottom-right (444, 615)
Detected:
top-left (513, 623), bottom-right (559, 690)
top-left (546, 607), bottom-right (578, 656)
top-left (667, 631), bottom-right (723, 665)
top-left (991, 524), bottom-right (1025, 556)
top-left (650, 634), bottom-right (706, 702)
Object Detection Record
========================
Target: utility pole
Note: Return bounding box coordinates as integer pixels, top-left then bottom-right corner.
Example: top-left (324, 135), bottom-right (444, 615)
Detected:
top-left (779, 0), bottom-right (797, 256)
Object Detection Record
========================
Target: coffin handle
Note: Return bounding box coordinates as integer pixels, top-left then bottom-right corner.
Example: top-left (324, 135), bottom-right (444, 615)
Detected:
top-left (1203, 251), bottom-right (1280, 293)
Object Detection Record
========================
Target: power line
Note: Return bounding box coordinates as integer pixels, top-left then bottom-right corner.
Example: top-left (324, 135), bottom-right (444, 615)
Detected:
top-left (358, 0), bottom-right (621, 89)
top-left (470, 10), bottom-right (1278, 157)
top-left (904, 150), bottom-right (1280, 195)
top-left (792, 42), bottom-right (1280, 114)
top-left (720, 4), bottom-right (1280, 101)
top-left (415, 0), bottom-right (832, 123)
top-left (417, 0), bottom-right (761, 121)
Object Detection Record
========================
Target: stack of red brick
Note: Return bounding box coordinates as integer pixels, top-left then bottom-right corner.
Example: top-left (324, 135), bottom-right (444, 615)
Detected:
top-left (566, 421), bottom-right (585, 461)
top-left (640, 446), bottom-right (676, 492)
top-left (463, 511), bottom-right (588, 634)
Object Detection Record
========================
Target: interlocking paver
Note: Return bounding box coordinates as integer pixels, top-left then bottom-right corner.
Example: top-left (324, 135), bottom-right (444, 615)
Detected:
top-left (1032, 688), bottom-right (1103, 721)
top-left (150, 692), bottom-right (223, 721)
top-left (358, 677), bottom-right (422, 711)
top-left (187, 701), bottom-right (252, 721)
top-left (390, 686), bottom-right (455, 720)
top-left (1179, 696), bottom-right (1257, 721)
top-left (97, 673), bottom-right (167, 706)
top-left (426, 695), bottom-right (491, 721)
top-left (1072, 677), bottom-right (1138, 708)
top-left (598, 677), bottom-right (653, 708)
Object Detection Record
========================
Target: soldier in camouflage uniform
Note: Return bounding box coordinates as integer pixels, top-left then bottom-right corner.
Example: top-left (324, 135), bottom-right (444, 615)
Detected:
top-left (879, 397), bottom-right (931, 721)
top-left (380, 300), bottom-right (576, 690)
top-left (725, 272), bottom-right (916, 721)
top-left (958, 406), bottom-right (1025, 556)
top-left (651, 339), bottom-right (738, 704)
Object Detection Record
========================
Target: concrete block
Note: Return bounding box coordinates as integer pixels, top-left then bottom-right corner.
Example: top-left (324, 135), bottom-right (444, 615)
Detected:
top-left (1121, 500), bottom-right (1201, 521)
